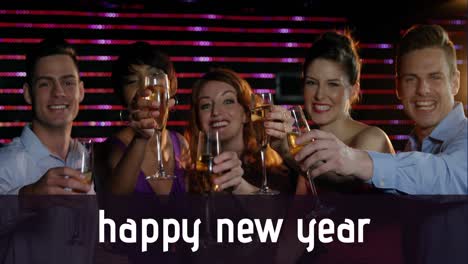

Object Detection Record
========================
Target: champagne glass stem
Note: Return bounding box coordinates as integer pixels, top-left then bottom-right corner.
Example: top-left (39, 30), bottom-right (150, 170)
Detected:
top-left (306, 169), bottom-right (329, 214)
top-left (306, 169), bottom-right (319, 196)
top-left (156, 130), bottom-right (166, 178)
top-left (260, 147), bottom-right (268, 191)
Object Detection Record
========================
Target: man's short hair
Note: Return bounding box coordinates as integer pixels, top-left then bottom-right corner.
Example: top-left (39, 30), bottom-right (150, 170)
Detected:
top-left (396, 24), bottom-right (457, 76)
top-left (25, 37), bottom-right (79, 86)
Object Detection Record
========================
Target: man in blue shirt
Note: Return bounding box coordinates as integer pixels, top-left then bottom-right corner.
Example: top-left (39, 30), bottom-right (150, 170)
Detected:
top-left (294, 24), bottom-right (467, 194)
top-left (0, 38), bottom-right (91, 195)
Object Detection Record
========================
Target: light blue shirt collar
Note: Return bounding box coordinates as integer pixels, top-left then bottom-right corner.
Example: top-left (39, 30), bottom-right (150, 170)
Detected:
top-left (429, 102), bottom-right (466, 142)
top-left (20, 125), bottom-right (52, 161)
top-left (406, 102), bottom-right (466, 150)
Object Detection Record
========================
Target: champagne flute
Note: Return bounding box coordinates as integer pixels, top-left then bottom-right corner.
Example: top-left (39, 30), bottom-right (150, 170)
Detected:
top-left (251, 93), bottom-right (279, 195)
top-left (195, 130), bottom-right (221, 193)
top-left (196, 130), bottom-right (221, 248)
top-left (288, 106), bottom-right (332, 218)
top-left (144, 71), bottom-right (175, 180)
top-left (68, 138), bottom-right (93, 245)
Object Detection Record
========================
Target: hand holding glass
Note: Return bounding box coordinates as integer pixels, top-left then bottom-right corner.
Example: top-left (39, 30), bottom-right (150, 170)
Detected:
top-left (144, 71), bottom-right (175, 180)
top-left (195, 130), bottom-right (221, 193)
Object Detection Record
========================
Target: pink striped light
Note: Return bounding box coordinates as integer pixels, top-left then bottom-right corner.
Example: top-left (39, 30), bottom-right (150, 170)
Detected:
top-left (0, 10), bottom-right (346, 23)
top-left (0, 55), bottom-right (398, 65)
top-left (353, 104), bottom-right (404, 110)
top-left (0, 71), bottom-right (276, 79)
top-left (360, 89), bottom-right (395, 95)
top-left (0, 38), bottom-right (396, 50)
top-left (0, 89), bottom-right (23, 94)
top-left (362, 120), bottom-right (414, 125)
top-left (3, 136), bottom-right (414, 144)
top-left (0, 22), bottom-right (332, 34)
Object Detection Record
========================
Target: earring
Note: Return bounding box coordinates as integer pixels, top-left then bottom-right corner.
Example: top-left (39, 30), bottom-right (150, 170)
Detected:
top-left (170, 95), bottom-right (179, 112)
top-left (119, 109), bottom-right (130, 122)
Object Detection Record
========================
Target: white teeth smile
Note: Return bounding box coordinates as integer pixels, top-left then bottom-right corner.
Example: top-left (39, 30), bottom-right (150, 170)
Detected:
top-left (414, 101), bottom-right (435, 110)
top-left (49, 105), bottom-right (68, 110)
top-left (211, 121), bottom-right (228, 128)
top-left (314, 105), bottom-right (331, 111)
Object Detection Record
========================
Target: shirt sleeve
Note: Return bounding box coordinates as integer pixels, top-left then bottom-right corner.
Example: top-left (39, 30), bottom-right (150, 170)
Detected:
top-left (0, 168), bottom-right (21, 195)
top-left (367, 133), bottom-right (467, 195)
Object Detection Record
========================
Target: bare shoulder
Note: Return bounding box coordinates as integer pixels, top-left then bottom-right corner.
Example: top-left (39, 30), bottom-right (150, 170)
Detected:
top-left (352, 125), bottom-right (395, 153)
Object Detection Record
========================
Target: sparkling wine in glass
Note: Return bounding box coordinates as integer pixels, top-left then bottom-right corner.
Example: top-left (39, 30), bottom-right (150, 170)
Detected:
top-left (144, 71), bottom-right (175, 180)
top-left (196, 130), bottom-right (221, 248)
top-left (195, 130), bottom-right (222, 193)
top-left (288, 106), bottom-right (333, 218)
top-left (251, 93), bottom-right (279, 195)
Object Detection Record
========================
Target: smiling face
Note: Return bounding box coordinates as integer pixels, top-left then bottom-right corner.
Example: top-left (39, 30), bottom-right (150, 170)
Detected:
top-left (197, 80), bottom-right (247, 144)
top-left (304, 58), bottom-right (357, 127)
top-left (24, 54), bottom-right (84, 130)
top-left (397, 47), bottom-right (459, 136)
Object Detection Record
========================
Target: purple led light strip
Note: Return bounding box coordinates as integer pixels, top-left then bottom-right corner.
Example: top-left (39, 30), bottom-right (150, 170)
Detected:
top-left (0, 72), bottom-right (398, 79)
top-left (0, 38), bottom-right (395, 49)
top-left (0, 55), bottom-right (401, 65)
top-left (0, 104), bottom-right (407, 111)
top-left (0, 119), bottom-right (413, 128)
top-left (0, 10), bottom-right (346, 22)
top-left (0, 22), bottom-right (332, 34)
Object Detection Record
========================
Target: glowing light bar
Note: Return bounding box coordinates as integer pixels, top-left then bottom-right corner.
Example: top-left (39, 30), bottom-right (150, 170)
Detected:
top-left (77, 55), bottom-right (117, 61)
top-left (429, 19), bottom-right (466, 26)
top-left (360, 43), bottom-right (393, 49)
top-left (0, 38), bottom-right (395, 50)
top-left (388, 135), bottom-right (410, 140)
top-left (362, 59), bottom-right (394, 64)
top-left (0, 10), bottom-right (346, 23)
top-left (0, 55), bottom-right (398, 65)
top-left (0, 88), bottom-right (113, 94)
top-left (0, 106), bottom-right (30, 110)
top-left (85, 88), bottom-right (114, 93)
top-left (0, 121), bottom-right (188, 128)
top-left (80, 72), bottom-right (112, 77)
top-left (167, 121), bottom-right (189, 126)
top-left (361, 74), bottom-right (394, 79)
top-left (399, 30), bottom-right (465, 37)
top-left (0, 88), bottom-right (394, 95)
top-left (80, 105), bottom-right (124, 110)
top-left (354, 104), bottom-right (404, 110)
top-left (0, 105), bottom-right (123, 111)
top-left (362, 120), bottom-right (414, 125)
top-left (77, 137), bottom-right (108, 143)
top-left (0, 55), bottom-right (25, 60)
top-left (0, 22), bottom-right (331, 34)
top-left (1, 135), bottom-right (412, 144)
top-left (176, 73), bottom-right (275, 79)
top-left (73, 121), bottom-right (126, 126)
top-left (1, 72), bottom-right (276, 79)
top-left (0, 104), bottom-right (408, 112)
top-left (253, 89), bottom-right (276, 94)
top-left (179, 88), bottom-right (275, 94)
top-left (360, 89), bottom-right (395, 95)
top-left (0, 89), bottom-right (22, 94)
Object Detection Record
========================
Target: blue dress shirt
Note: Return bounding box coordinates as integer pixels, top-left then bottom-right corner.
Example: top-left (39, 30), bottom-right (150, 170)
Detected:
top-left (368, 103), bottom-right (467, 194)
top-left (0, 125), bottom-right (84, 194)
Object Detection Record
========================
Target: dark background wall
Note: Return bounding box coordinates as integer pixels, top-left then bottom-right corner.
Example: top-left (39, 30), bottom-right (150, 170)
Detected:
top-left (0, 0), bottom-right (466, 151)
